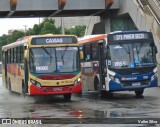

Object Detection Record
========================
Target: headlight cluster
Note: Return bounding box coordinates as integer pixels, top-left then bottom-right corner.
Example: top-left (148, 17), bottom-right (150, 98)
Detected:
top-left (30, 79), bottom-right (41, 88)
top-left (151, 72), bottom-right (157, 81)
top-left (74, 78), bottom-right (81, 86)
top-left (109, 75), bottom-right (120, 84)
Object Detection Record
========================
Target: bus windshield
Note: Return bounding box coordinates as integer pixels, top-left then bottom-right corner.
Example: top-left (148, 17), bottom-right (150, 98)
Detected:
top-left (108, 42), bottom-right (156, 69)
top-left (29, 47), bottom-right (80, 73)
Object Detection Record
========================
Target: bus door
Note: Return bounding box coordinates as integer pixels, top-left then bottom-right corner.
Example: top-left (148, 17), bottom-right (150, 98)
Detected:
top-left (98, 41), bottom-right (106, 90)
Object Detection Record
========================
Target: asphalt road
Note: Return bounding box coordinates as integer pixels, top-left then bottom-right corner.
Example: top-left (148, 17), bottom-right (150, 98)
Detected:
top-left (0, 76), bottom-right (160, 127)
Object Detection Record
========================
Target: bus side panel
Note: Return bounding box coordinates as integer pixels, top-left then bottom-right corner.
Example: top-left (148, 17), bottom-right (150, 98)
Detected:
top-left (2, 64), bottom-right (6, 88)
top-left (7, 63), bottom-right (24, 93)
top-left (16, 63), bottom-right (24, 93)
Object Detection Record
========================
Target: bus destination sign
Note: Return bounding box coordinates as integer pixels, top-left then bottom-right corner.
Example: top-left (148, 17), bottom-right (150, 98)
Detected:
top-left (31, 36), bottom-right (77, 45)
top-left (113, 33), bottom-right (149, 41)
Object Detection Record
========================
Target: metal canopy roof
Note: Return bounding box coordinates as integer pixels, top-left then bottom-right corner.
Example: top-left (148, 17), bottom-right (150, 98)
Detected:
top-left (0, 0), bottom-right (118, 18)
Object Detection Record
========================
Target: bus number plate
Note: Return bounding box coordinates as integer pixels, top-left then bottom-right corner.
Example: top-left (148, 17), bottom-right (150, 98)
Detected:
top-left (132, 82), bottom-right (140, 86)
top-left (53, 87), bottom-right (63, 92)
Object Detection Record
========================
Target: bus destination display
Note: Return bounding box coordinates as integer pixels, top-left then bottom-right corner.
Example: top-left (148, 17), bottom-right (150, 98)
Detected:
top-left (31, 37), bottom-right (76, 45)
top-left (113, 33), bottom-right (149, 41)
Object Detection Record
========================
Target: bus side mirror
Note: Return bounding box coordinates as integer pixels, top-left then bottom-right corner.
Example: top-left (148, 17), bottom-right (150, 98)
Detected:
top-left (24, 50), bottom-right (29, 60)
top-left (80, 51), bottom-right (84, 60)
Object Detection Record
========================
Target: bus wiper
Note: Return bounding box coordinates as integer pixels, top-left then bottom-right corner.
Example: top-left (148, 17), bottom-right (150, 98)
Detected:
top-left (41, 46), bottom-right (53, 58)
top-left (61, 46), bottom-right (68, 64)
top-left (41, 46), bottom-right (53, 65)
top-left (120, 43), bottom-right (130, 54)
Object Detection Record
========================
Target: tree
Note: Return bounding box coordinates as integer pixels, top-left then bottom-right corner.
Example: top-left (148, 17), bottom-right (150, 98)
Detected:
top-left (29, 18), bottom-right (61, 35)
top-left (65, 25), bottom-right (86, 37)
top-left (40, 21), bottom-right (61, 34)
top-left (0, 30), bottom-right (25, 60)
top-left (10, 30), bottom-right (25, 42)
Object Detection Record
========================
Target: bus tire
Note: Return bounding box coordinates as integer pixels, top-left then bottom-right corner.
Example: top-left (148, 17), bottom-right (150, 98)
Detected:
top-left (135, 90), bottom-right (144, 97)
top-left (101, 91), bottom-right (113, 98)
top-left (8, 79), bottom-right (12, 94)
top-left (101, 91), bottom-right (106, 98)
top-left (63, 94), bottom-right (71, 101)
top-left (94, 77), bottom-right (99, 91)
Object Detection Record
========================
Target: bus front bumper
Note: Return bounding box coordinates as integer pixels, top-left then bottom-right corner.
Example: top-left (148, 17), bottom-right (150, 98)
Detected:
top-left (108, 77), bottom-right (158, 91)
top-left (29, 82), bottom-right (82, 95)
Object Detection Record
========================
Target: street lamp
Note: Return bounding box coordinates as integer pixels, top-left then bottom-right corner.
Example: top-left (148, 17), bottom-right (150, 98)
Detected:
top-left (61, 17), bottom-right (65, 34)
top-left (23, 25), bottom-right (27, 33)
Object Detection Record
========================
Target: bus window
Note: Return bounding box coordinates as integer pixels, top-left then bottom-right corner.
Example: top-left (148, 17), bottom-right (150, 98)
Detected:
top-left (91, 42), bottom-right (98, 60)
top-left (7, 49), bottom-right (10, 64)
top-left (20, 46), bottom-right (24, 62)
top-left (17, 47), bottom-right (20, 63)
top-left (14, 48), bottom-right (17, 63)
top-left (84, 43), bottom-right (91, 61)
top-left (0, 62), bottom-right (2, 74)
top-left (11, 48), bottom-right (14, 63)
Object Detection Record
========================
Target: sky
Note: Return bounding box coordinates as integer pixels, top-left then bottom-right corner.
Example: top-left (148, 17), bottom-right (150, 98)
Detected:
top-left (0, 18), bottom-right (43, 36)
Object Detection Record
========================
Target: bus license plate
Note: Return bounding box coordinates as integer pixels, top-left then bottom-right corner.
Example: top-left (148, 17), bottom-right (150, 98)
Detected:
top-left (132, 82), bottom-right (140, 86)
top-left (53, 87), bottom-right (63, 92)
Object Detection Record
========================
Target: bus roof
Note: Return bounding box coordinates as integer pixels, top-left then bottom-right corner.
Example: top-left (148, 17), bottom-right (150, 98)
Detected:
top-left (2, 34), bottom-right (77, 51)
top-left (2, 36), bottom-right (29, 51)
top-left (78, 34), bottom-right (107, 44)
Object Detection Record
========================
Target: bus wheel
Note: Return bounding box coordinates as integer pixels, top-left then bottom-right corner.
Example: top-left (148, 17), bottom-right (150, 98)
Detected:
top-left (101, 91), bottom-right (106, 98)
top-left (94, 77), bottom-right (99, 91)
top-left (135, 90), bottom-right (144, 97)
top-left (101, 91), bottom-right (113, 98)
top-left (63, 94), bottom-right (71, 101)
top-left (8, 79), bottom-right (12, 94)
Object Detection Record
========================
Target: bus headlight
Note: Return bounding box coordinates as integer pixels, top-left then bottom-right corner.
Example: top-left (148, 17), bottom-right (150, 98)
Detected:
top-left (151, 72), bottom-right (157, 81)
top-left (78, 78), bottom-right (81, 82)
top-left (115, 78), bottom-right (120, 84)
top-left (109, 75), bottom-right (120, 84)
top-left (74, 78), bottom-right (81, 86)
top-left (30, 79), bottom-right (41, 88)
top-left (109, 75), bottom-right (114, 80)
top-left (36, 82), bottom-right (41, 88)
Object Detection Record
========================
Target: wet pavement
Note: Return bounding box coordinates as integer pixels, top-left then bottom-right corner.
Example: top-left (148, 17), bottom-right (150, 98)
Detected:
top-left (0, 76), bottom-right (160, 127)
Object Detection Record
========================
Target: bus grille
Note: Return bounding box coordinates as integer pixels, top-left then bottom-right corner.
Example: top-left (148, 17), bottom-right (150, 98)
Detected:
top-left (121, 80), bottom-right (150, 87)
top-left (109, 66), bottom-right (156, 75)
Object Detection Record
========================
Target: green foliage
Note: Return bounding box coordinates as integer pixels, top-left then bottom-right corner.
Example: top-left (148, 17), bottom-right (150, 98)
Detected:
top-left (0, 30), bottom-right (25, 61)
top-left (65, 25), bottom-right (86, 37)
top-left (26, 18), bottom-right (61, 35)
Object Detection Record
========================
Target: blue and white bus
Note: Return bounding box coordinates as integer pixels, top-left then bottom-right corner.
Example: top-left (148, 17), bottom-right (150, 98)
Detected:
top-left (79, 31), bottom-right (158, 97)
